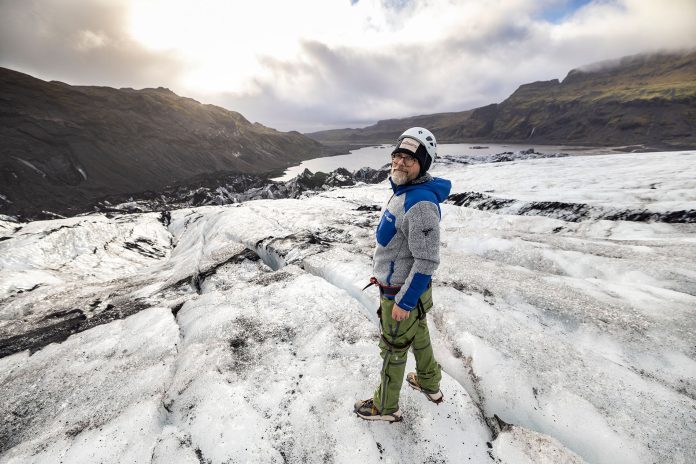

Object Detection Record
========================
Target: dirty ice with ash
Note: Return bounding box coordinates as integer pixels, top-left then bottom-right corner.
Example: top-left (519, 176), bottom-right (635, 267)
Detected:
top-left (1, 150), bottom-right (695, 464)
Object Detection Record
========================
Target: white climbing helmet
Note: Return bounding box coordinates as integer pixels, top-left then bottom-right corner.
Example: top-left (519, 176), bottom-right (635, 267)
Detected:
top-left (395, 127), bottom-right (438, 173)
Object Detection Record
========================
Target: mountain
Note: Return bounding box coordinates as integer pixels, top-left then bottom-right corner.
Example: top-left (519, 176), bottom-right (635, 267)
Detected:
top-left (0, 67), bottom-right (324, 218)
top-left (307, 51), bottom-right (696, 149)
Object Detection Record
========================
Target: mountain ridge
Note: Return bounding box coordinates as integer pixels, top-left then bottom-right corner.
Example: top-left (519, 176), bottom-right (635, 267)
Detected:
top-left (307, 50), bottom-right (696, 149)
top-left (0, 67), bottom-right (324, 218)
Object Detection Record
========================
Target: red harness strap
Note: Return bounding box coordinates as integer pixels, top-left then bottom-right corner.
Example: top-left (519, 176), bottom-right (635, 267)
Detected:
top-left (362, 276), bottom-right (402, 297)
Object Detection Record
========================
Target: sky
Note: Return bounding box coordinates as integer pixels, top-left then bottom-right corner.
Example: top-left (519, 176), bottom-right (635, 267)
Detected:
top-left (1, 0), bottom-right (695, 133)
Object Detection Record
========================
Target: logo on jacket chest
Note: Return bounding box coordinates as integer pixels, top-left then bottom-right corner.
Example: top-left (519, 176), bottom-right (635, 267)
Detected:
top-left (376, 209), bottom-right (398, 246)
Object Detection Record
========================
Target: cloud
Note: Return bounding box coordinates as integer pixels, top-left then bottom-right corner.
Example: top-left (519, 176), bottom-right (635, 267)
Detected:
top-left (1, 0), bottom-right (695, 132)
top-left (0, 0), bottom-right (184, 88)
top-left (180, 0), bottom-right (696, 131)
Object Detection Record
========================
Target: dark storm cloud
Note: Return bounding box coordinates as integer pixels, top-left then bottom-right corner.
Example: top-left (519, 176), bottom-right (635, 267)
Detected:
top-left (447, 22), bottom-right (537, 53)
top-left (215, 36), bottom-right (521, 132)
top-left (214, 85), bottom-right (378, 134)
top-left (247, 41), bottom-right (446, 130)
top-left (0, 0), bottom-right (184, 88)
top-left (298, 41), bottom-right (441, 105)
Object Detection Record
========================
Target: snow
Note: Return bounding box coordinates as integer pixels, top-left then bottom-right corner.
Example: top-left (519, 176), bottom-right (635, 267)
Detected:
top-left (1, 150), bottom-right (695, 463)
top-left (0, 307), bottom-right (179, 462)
top-left (493, 426), bottom-right (586, 464)
top-left (442, 150), bottom-right (696, 212)
top-left (159, 265), bottom-right (491, 463)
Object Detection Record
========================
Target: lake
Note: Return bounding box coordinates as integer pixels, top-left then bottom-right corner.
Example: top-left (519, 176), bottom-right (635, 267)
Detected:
top-left (272, 143), bottom-right (610, 181)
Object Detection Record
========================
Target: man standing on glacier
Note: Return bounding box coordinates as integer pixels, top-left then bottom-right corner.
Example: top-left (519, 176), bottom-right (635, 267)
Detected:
top-left (354, 127), bottom-right (452, 422)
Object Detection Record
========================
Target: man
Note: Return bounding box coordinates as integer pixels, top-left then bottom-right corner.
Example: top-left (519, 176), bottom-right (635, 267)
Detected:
top-left (354, 127), bottom-right (452, 422)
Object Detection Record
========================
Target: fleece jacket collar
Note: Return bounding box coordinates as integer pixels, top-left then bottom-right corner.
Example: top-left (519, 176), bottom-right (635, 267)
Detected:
top-left (389, 173), bottom-right (451, 203)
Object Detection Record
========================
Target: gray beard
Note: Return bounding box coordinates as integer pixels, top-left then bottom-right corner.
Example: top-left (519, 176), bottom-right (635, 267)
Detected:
top-left (391, 170), bottom-right (410, 185)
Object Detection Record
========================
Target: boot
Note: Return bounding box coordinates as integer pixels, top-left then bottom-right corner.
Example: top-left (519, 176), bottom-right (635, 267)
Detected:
top-left (353, 398), bottom-right (402, 422)
top-left (406, 372), bottom-right (443, 404)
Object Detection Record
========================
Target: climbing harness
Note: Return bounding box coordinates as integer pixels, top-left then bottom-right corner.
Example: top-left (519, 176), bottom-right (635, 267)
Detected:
top-left (362, 276), bottom-right (401, 297)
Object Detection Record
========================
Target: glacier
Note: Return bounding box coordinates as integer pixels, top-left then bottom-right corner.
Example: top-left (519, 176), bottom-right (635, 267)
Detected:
top-left (1, 150), bottom-right (695, 463)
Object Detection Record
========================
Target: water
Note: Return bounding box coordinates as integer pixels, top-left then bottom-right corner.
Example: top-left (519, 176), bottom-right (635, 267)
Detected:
top-left (272, 143), bottom-right (604, 181)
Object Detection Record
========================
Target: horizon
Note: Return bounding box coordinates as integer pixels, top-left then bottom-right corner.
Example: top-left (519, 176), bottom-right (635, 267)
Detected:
top-left (1, 0), bottom-right (695, 132)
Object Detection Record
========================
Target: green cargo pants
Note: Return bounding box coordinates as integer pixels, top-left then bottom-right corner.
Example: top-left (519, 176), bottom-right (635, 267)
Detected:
top-left (372, 286), bottom-right (442, 414)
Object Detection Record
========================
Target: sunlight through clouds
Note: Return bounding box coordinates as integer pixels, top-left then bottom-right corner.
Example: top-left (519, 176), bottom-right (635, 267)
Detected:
top-left (126, 0), bottom-right (540, 96)
top-left (1, 0), bottom-right (695, 131)
top-left (128, 0), bottom-right (394, 93)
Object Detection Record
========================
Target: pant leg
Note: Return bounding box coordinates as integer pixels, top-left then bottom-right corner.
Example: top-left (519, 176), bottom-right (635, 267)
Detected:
top-left (412, 317), bottom-right (442, 392)
top-left (372, 296), bottom-right (419, 413)
top-left (411, 286), bottom-right (442, 391)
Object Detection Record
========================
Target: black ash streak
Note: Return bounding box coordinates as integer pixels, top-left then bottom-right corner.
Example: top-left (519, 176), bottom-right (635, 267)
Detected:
top-left (4, 167), bottom-right (390, 222)
top-left (0, 301), bottom-right (149, 359)
top-left (447, 191), bottom-right (696, 224)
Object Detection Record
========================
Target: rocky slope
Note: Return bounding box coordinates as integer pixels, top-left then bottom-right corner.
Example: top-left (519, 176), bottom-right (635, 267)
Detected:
top-left (0, 67), bottom-right (324, 218)
top-left (308, 51), bottom-right (696, 149)
top-left (88, 167), bottom-right (389, 220)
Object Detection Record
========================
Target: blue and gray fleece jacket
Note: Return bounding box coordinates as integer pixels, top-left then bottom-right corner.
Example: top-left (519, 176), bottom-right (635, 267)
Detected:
top-left (373, 173), bottom-right (452, 311)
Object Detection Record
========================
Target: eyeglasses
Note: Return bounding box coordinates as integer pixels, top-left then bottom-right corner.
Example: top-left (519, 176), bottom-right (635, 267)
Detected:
top-left (391, 152), bottom-right (417, 167)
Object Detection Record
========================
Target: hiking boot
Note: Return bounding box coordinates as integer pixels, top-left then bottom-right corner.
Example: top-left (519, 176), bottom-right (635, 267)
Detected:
top-left (406, 372), bottom-right (443, 404)
top-left (353, 398), bottom-right (402, 422)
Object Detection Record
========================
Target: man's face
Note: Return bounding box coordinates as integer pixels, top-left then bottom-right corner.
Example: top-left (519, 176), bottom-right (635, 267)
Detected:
top-left (391, 151), bottom-right (420, 186)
